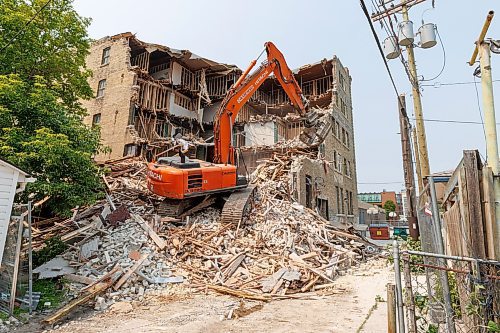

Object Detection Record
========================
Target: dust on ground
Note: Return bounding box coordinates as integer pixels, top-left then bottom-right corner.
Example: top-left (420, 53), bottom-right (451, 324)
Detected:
top-left (21, 259), bottom-right (392, 333)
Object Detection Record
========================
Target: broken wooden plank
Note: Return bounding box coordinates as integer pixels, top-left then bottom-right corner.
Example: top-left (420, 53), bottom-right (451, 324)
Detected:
top-left (113, 254), bottom-right (148, 291)
top-left (43, 269), bottom-right (122, 325)
top-left (132, 214), bottom-right (166, 250)
top-left (64, 274), bottom-right (96, 285)
top-left (206, 284), bottom-right (270, 302)
top-left (222, 253), bottom-right (246, 282)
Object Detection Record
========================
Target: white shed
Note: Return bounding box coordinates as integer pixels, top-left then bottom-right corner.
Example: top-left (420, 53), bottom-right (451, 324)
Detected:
top-left (0, 158), bottom-right (35, 264)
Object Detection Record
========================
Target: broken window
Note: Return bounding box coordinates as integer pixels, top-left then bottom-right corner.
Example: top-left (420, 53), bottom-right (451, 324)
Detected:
top-left (92, 113), bottom-right (101, 126)
top-left (317, 198), bottom-right (329, 220)
top-left (123, 144), bottom-right (137, 157)
top-left (101, 47), bottom-right (110, 65)
top-left (97, 79), bottom-right (106, 97)
top-left (305, 175), bottom-right (313, 209)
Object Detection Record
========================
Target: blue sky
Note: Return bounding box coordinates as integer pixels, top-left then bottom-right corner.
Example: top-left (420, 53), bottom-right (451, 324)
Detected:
top-left (74, 0), bottom-right (499, 192)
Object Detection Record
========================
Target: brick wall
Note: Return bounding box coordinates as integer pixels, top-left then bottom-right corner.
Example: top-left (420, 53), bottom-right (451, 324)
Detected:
top-left (81, 36), bottom-right (137, 160)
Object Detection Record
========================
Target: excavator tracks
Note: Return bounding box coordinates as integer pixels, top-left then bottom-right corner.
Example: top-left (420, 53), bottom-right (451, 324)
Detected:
top-left (155, 187), bottom-right (256, 225)
top-left (156, 198), bottom-right (185, 217)
top-left (220, 186), bottom-right (257, 225)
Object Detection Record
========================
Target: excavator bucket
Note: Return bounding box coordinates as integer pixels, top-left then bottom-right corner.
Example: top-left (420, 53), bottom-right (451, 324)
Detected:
top-left (299, 110), bottom-right (332, 146)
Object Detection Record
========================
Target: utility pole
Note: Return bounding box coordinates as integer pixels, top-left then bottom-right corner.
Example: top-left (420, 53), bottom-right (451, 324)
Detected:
top-left (468, 10), bottom-right (500, 259)
top-left (371, 0), bottom-right (432, 189)
top-left (412, 128), bottom-right (424, 193)
top-left (401, 3), bottom-right (431, 183)
top-left (399, 95), bottom-right (419, 239)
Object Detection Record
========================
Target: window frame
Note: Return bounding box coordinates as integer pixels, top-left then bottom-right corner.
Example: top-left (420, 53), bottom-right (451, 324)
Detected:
top-left (92, 113), bottom-right (101, 126)
top-left (97, 79), bottom-right (106, 98)
top-left (101, 47), bottom-right (111, 65)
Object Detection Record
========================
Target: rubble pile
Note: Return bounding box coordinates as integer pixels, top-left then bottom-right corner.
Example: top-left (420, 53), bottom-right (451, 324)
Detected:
top-left (34, 155), bottom-right (377, 324)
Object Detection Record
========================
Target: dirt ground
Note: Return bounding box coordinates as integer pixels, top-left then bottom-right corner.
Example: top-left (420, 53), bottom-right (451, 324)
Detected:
top-left (22, 259), bottom-right (393, 333)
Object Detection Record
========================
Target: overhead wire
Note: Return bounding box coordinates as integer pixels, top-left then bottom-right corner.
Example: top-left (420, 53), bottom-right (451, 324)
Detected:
top-left (0, 0), bottom-right (53, 54)
top-left (410, 117), bottom-right (500, 125)
top-left (473, 69), bottom-right (488, 157)
top-left (361, 0), bottom-right (409, 189)
top-left (378, 0), bottom-right (420, 91)
top-left (421, 79), bottom-right (500, 87)
top-left (420, 27), bottom-right (446, 81)
top-left (360, 0), bottom-right (406, 118)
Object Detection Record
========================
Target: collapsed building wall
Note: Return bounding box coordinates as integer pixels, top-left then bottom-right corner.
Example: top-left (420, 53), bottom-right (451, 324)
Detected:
top-left (82, 32), bottom-right (241, 160)
top-left (81, 33), bottom-right (358, 224)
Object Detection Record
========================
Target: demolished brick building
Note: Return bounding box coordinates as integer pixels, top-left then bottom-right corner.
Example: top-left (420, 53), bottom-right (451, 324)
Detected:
top-left (82, 32), bottom-right (358, 224)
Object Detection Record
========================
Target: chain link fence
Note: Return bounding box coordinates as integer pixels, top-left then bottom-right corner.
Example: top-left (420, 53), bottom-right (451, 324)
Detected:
top-left (395, 247), bottom-right (499, 333)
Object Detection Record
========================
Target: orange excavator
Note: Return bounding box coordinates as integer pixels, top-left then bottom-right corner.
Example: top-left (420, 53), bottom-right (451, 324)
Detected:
top-left (147, 42), bottom-right (331, 223)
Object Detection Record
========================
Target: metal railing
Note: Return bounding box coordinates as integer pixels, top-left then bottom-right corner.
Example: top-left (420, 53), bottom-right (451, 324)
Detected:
top-left (393, 242), bottom-right (500, 333)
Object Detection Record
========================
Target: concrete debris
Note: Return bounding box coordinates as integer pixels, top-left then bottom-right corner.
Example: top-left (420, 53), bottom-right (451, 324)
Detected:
top-left (79, 238), bottom-right (99, 259)
top-left (33, 256), bottom-right (75, 279)
top-left (32, 155), bottom-right (377, 324)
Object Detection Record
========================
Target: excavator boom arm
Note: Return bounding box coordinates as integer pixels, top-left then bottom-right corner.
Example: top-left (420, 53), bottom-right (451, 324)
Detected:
top-left (213, 42), bottom-right (308, 164)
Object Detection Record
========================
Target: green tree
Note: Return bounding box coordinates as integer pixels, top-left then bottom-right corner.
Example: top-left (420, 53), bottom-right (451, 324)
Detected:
top-left (383, 199), bottom-right (396, 219)
top-left (0, 0), bottom-right (93, 107)
top-left (0, 1), bottom-right (104, 215)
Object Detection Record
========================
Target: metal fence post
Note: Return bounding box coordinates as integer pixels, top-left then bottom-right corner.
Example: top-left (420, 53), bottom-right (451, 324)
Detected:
top-left (428, 176), bottom-right (456, 333)
top-left (393, 240), bottom-right (405, 333)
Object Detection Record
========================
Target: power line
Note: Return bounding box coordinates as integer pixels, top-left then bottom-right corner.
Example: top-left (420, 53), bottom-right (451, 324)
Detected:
top-left (473, 70), bottom-right (488, 159)
top-left (360, 0), bottom-right (407, 118)
top-left (0, 0), bottom-right (52, 54)
top-left (409, 117), bottom-right (500, 125)
top-left (377, 0), bottom-right (420, 91)
top-left (420, 27), bottom-right (446, 82)
top-left (421, 79), bottom-right (500, 87)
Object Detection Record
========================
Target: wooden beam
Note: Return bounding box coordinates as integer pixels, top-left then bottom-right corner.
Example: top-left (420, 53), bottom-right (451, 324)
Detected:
top-left (132, 214), bottom-right (167, 250)
top-left (442, 158), bottom-right (464, 207)
top-left (43, 269), bottom-right (122, 325)
top-left (64, 274), bottom-right (96, 285)
top-left (113, 254), bottom-right (148, 291)
top-left (9, 216), bottom-right (24, 315)
top-left (387, 284), bottom-right (396, 333)
top-left (462, 150), bottom-right (486, 258)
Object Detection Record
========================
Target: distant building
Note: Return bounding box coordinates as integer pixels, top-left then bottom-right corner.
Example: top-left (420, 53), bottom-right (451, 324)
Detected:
top-left (358, 201), bottom-right (385, 225)
top-left (358, 190), bottom-right (401, 215)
